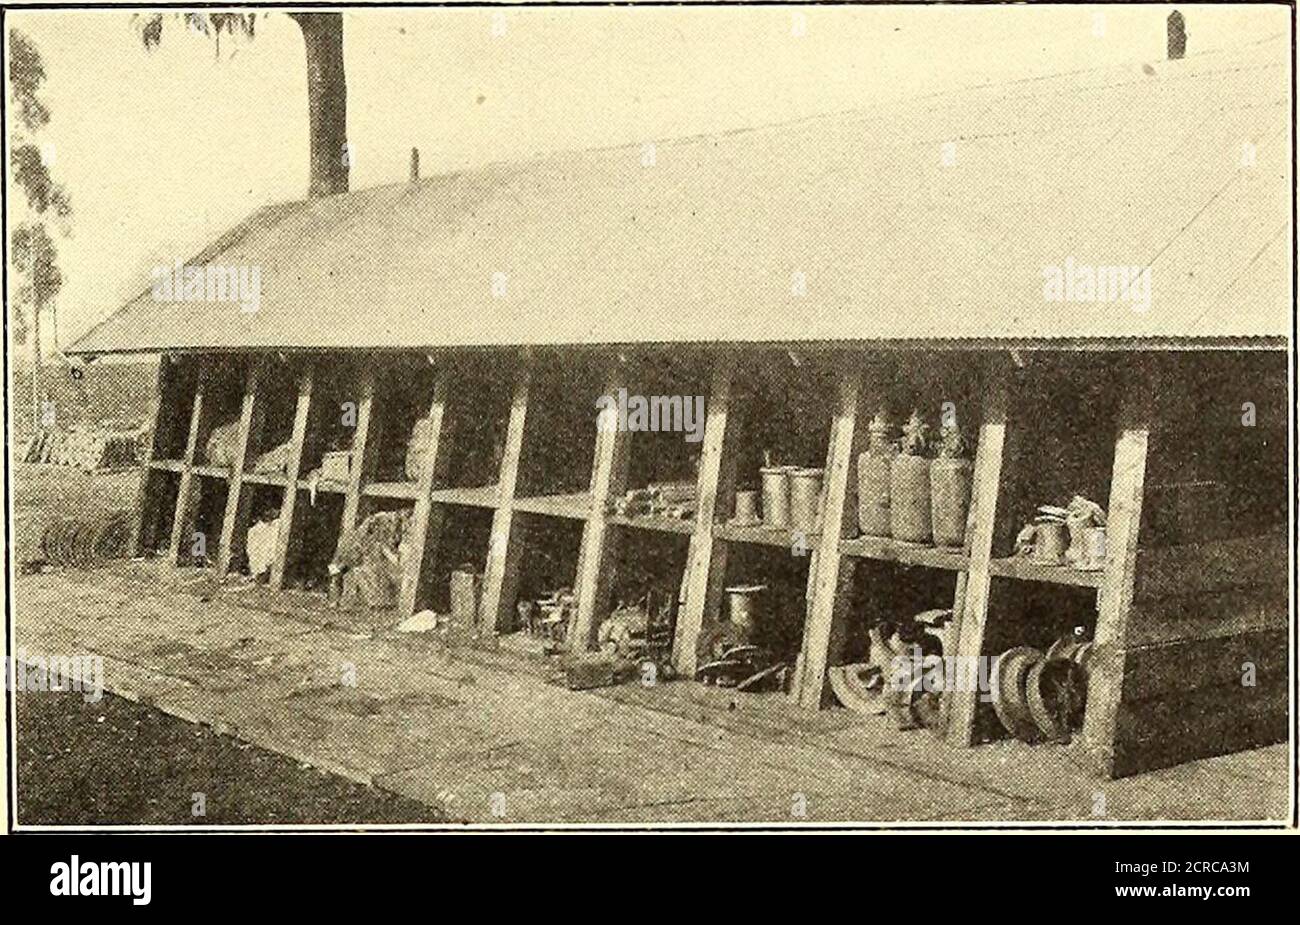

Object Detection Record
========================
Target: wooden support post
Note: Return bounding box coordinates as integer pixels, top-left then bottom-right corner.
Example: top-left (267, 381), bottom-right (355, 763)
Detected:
top-left (672, 353), bottom-right (740, 677)
top-left (480, 357), bottom-right (532, 633)
top-left (168, 358), bottom-right (209, 566)
top-left (397, 371), bottom-right (452, 617)
top-left (341, 366), bottom-right (380, 532)
top-left (1080, 369), bottom-right (1151, 777)
top-left (794, 365), bottom-right (864, 709)
top-left (216, 359), bottom-right (266, 574)
top-left (270, 364), bottom-right (315, 589)
top-left (569, 363), bottom-right (632, 651)
top-left (131, 357), bottom-right (169, 557)
top-left (945, 357), bottom-right (1011, 746)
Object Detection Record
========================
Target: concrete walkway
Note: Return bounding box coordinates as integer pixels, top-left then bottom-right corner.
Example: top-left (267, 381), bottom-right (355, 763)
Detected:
top-left (12, 565), bottom-right (1289, 825)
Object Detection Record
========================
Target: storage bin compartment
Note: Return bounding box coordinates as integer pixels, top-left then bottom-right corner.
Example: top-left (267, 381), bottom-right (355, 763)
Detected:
top-left (245, 357), bottom-right (304, 476)
top-left (515, 352), bottom-right (607, 498)
top-left (177, 475), bottom-right (230, 567)
top-left (694, 544), bottom-right (813, 695)
top-left (368, 356), bottom-right (442, 486)
top-left (283, 490), bottom-right (345, 591)
top-left (137, 469), bottom-right (181, 555)
top-left (440, 350), bottom-right (515, 490)
top-left (720, 352), bottom-right (834, 534)
top-left (151, 355), bottom-right (201, 462)
top-left (503, 514), bottom-right (585, 645)
top-left (229, 483), bottom-right (286, 576)
top-left (411, 505), bottom-right (494, 615)
top-left (298, 359), bottom-right (361, 485)
top-left (597, 528), bottom-right (691, 662)
top-left (972, 579), bottom-right (1100, 745)
top-left (194, 356), bottom-right (248, 468)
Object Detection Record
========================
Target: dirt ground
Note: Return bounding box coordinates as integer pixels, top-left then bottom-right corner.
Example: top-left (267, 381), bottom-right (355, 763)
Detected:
top-left (14, 687), bottom-right (446, 826)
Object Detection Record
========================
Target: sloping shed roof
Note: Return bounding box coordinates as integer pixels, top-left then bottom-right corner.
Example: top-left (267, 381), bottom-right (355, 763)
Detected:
top-left (70, 35), bottom-right (1292, 356)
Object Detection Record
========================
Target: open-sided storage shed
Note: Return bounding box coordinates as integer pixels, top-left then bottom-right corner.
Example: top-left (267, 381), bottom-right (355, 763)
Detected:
top-left (68, 36), bottom-right (1292, 778)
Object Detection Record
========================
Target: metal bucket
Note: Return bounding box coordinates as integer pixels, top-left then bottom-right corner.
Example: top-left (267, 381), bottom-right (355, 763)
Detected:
top-left (788, 467), bottom-right (824, 533)
top-left (724, 584), bottom-right (767, 638)
top-left (760, 466), bottom-right (792, 528)
top-left (732, 489), bottom-right (761, 525)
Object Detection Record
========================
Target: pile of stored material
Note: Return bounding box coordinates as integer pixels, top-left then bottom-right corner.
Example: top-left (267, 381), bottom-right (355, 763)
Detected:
top-left (990, 630), bottom-right (1093, 744)
top-left (204, 419), bottom-right (242, 467)
top-left (21, 427), bottom-right (146, 471)
top-left (608, 481), bottom-right (696, 520)
top-left (36, 509), bottom-right (134, 568)
top-left (695, 584), bottom-right (791, 693)
top-left (829, 608), bottom-right (955, 732)
top-left (326, 509), bottom-right (411, 610)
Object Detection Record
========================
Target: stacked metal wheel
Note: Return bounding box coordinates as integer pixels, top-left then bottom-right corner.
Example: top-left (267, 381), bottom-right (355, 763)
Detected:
top-left (991, 632), bottom-right (1092, 744)
top-left (39, 509), bottom-right (133, 567)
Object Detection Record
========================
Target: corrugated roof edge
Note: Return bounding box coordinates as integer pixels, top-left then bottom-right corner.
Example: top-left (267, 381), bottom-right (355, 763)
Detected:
top-left (72, 335), bottom-right (1289, 361)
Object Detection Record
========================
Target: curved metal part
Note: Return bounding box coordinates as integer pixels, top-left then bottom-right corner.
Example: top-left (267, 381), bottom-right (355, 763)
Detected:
top-left (991, 647), bottom-right (1044, 743)
top-left (828, 663), bottom-right (885, 716)
top-left (1026, 658), bottom-right (1088, 741)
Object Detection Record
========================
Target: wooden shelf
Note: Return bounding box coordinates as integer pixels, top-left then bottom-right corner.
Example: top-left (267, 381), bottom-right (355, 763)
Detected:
top-left (362, 480), bottom-right (420, 500)
top-left (988, 556), bottom-right (1104, 589)
top-left (514, 492), bottom-right (592, 520)
top-left (714, 520), bottom-right (815, 549)
top-left (608, 512), bottom-right (696, 536)
top-left (839, 534), bottom-right (969, 571)
top-left (241, 471), bottom-right (289, 487)
top-left (428, 484), bottom-right (500, 509)
top-left (192, 465), bottom-right (231, 480)
top-left (148, 459), bottom-right (185, 473)
top-left (296, 477), bottom-right (348, 495)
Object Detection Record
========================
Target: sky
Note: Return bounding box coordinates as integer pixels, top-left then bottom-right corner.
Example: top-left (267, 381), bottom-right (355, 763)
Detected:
top-left (5, 3), bottom-right (1289, 352)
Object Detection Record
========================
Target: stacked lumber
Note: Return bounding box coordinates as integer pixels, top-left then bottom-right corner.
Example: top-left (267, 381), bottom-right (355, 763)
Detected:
top-left (21, 427), bottom-right (146, 470)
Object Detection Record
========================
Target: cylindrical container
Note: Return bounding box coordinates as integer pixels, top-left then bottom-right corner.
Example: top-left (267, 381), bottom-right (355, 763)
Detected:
top-left (724, 584), bottom-right (766, 640)
top-left (788, 467), bottom-right (824, 533)
top-left (1076, 526), bottom-right (1107, 571)
top-left (890, 455), bottom-right (932, 543)
top-left (733, 489), bottom-right (761, 525)
top-left (1030, 521), bottom-right (1069, 565)
top-left (930, 457), bottom-right (973, 547)
top-left (857, 444), bottom-right (896, 537)
top-left (760, 466), bottom-right (792, 528)
top-left (450, 569), bottom-right (483, 631)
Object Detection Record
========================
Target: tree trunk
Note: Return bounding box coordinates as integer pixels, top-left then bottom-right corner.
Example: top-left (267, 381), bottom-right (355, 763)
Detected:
top-left (31, 293), bottom-right (42, 433)
top-left (290, 13), bottom-right (349, 198)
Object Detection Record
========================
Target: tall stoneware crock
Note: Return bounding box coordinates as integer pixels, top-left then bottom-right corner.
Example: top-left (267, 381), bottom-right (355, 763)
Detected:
top-left (856, 412), bottom-right (897, 537)
top-left (889, 411), bottom-right (932, 543)
top-left (930, 422), bottom-right (973, 547)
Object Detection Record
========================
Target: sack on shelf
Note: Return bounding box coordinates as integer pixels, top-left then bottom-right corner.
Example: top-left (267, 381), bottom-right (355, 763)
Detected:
top-left (204, 419), bottom-right (242, 468)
